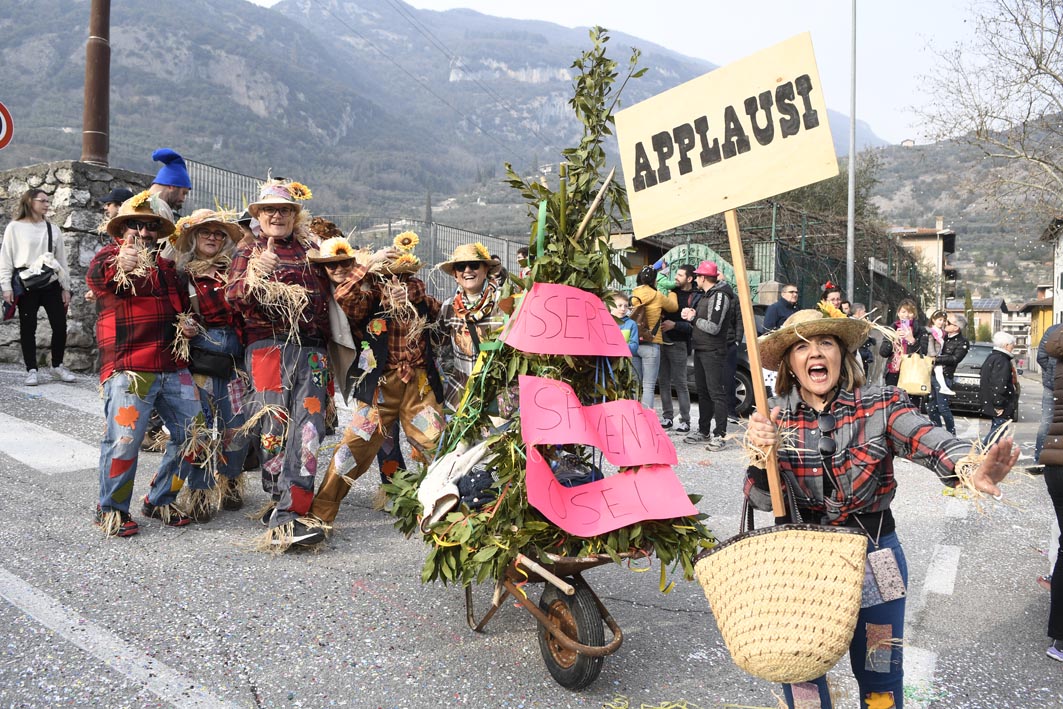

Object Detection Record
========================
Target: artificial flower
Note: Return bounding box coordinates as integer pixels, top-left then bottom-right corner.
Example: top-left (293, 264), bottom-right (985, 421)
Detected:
top-left (394, 231), bottom-right (419, 251)
top-left (287, 182), bottom-right (313, 200)
top-left (817, 300), bottom-right (846, 319)
top-left (129, 190), bottom-right (152, 209)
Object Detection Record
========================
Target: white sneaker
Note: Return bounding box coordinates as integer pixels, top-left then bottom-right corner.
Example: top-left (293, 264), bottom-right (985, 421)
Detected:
top-left (53, 365), bottom-right (76, 383)
top-left (24, 369), bottom-right (38, 386)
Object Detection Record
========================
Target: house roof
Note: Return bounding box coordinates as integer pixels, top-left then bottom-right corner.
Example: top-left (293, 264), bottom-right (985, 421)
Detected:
top-left (1020, 297), bottom-right (1053, 312)
top-left (946, 297), bottom-right (1008, 312)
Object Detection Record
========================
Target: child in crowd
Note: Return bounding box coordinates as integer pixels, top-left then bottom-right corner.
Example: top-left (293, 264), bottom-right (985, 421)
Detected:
top-left (928, 309), bottom-right (956, 395)
top-left (609, 292), bottom-right (640, 378)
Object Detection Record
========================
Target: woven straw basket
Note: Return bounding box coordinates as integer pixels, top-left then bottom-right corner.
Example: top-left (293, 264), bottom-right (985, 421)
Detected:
top-left (694, 523), bottom-right (867, 684)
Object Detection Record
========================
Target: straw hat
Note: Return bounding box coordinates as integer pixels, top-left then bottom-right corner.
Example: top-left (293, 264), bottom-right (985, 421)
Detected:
top-left (758, 309), bottom-right (871, 371)
top-left (247, 176), bottom-right (312, 218)
top-left (170, 209), bottom-right (242, 253)
top-left (436, 242), bottom-right (499, 274)
top-left (105, 191), bottom-right (176, 240)
top-left (307, 236), bottom-right (359, 263)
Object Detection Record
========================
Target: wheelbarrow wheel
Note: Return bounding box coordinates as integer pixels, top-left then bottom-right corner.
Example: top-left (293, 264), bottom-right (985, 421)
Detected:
top-left (537, 580), bottom-right (604, 690)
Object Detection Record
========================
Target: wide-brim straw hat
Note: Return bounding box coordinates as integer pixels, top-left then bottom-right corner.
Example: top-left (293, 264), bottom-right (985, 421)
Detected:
top-left (247, 177), bottom-right (312, 218)
top-left (374, 253), bottom-right (423, 275)
top-left (307, 236), bottom-right (359, 263)
top-left (758, 309), bottom-right (872, 371)
top-left (170, 209), bottom-right (242, 253)
top-left (105, 191), bottom-right (176, 240)
top-left (436, 242), bottom-right (500, 274)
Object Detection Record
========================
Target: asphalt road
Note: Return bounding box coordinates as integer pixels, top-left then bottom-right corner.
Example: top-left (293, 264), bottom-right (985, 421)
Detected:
top-left (0, 365), bottom-right (1058, 708)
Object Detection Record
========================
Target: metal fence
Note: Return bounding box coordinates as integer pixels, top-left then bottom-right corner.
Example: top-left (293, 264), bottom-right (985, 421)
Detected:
top-left (318, 216), bottom-right (525, 302)
top-left (184, 159), bottom-right (262, 214)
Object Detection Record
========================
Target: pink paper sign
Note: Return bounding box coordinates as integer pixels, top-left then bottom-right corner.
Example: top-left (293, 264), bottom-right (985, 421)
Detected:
top-left (501, 282), bottom-right (631, 357)
top-left (519, 375), bottom-right (676, 466)
top-left (525, 446), bottom-right (698, 536)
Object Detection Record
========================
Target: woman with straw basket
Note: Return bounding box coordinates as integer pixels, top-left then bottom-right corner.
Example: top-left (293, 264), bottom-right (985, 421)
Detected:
top-left (170, 209), bottom-right (250, 520)
top-left (225, 177), bottom-right (332, 550)
top-left (744, 308), bottom-right (1017, 709)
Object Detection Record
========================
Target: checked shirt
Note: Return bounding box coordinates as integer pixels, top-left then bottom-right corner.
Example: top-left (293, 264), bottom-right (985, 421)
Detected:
top-left (745, 385), bottom-right (968, 526)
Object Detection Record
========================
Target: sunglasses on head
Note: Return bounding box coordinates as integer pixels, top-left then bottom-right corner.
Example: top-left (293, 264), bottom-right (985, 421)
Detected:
top-left (817, 412), bottom-right (837, 458)
top-left (453, 261), bottom-right (484, 272)
top-left (126, 219), bottom-right (161, 232)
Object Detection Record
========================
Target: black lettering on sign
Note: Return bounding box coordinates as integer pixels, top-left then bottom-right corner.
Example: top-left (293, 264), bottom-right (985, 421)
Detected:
top-left (569, 490), bottom-right (602, 524)
top-left (627, 73), bottom-right (823, 191)
top-left (721, 105), bottom-right (751, 159)
top-left (651, 131), bottom-right (674, 184)
top-left (532, 385), bottom-right (563, 430)
top-left (632, 142), bottom-right (657, 192)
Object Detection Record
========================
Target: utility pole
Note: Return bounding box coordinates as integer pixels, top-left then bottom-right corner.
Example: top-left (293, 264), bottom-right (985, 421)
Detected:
top-left (80, 0), bottom-right (110, 166)
top-left (846, 0), bottom-right (856, 302)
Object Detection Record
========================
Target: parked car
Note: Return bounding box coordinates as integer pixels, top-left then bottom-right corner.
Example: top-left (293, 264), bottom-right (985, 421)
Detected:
top-left (949, 342), bottom-right (1021, 418)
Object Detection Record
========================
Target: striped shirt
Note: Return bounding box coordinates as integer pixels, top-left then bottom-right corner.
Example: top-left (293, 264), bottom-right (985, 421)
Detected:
top-left (745, 385), bottom-right (966, 526)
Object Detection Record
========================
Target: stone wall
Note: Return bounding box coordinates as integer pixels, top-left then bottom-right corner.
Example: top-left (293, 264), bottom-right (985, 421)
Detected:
top-left (0, 161), bottom-right (151, 372)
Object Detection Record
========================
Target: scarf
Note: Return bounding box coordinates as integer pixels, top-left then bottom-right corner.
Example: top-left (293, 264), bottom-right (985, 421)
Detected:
top-left (452, 281), bottom-right (497, 322)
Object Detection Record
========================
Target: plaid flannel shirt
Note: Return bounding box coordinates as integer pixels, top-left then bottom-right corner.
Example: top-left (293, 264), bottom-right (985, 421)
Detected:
top-left (87, 242), bottom-right (189, 382)
top-left (190, 273), bottom-right (233, 329)
top-left (438, 288), bottom-right (506, 410)
top-left (745, 385), bottom-right (966, 525)
top-left (225, 235), bottom-right (331, 345)
top-left (333, 264), bottom-right (440, 383)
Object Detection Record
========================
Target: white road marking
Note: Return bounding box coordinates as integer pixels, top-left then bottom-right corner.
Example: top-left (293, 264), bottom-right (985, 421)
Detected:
top-left (0, 411), bottom-right (98, 474)
top-left (0, 566), bottom-right (238, 708)
top-left (15, 381), bottom-right (103, 418)
top-left (923, 544), bottom-right (962, 596)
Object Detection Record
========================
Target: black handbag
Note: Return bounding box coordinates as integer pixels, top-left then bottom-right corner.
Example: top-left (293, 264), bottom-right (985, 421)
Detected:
top-left (187, 346), bottom-right (236, 379)
top-left (16, 223), bottom-right (57, 291)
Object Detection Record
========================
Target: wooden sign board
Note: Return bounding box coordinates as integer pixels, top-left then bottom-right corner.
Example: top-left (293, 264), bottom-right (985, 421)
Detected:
top-left (615, 32), bottom-right (837, 239)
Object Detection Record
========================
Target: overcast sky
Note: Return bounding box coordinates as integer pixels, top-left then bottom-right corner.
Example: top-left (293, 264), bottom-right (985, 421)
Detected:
top-left (248, 0), bottom-right (979, 145)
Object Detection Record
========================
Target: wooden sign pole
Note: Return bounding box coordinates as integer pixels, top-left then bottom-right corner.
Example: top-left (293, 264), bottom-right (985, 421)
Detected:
top-left (724, 209), bottom-right (785, 517)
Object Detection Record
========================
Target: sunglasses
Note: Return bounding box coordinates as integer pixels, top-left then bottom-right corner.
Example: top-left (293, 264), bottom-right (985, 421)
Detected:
top-left (259, 205), bottom-right (295, 217)
top-left (453, 261), bottom-right (484, 273)
top-left (198, 230), bottom-right (228, 240)
top-left (126, 220), bottom-right (162, 232)
top-left (323, 260), bottom-right (354, 269)
top-left (817, 412), bottom-right (837, 458)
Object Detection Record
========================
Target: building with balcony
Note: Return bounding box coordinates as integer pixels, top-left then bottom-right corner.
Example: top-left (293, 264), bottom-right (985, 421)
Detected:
top-left (891, 216), bottom-right (957, 312)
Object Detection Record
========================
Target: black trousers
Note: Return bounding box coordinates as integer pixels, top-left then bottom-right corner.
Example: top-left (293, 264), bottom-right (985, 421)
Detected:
top-left (1045, 466), bottom-right (1063, 640)
top-left (17, 281), bottom-right (66, 370)
top-left (693, 348), bottom-right (727, 438)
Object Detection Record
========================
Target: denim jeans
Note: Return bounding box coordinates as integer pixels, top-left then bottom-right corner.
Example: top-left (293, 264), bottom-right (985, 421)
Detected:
top-left (984, 415), bottom-right (1010, 446)
top-left (783, 532), bottom-right (908, 708)
top-left (97, 370), bottom-right (204, 513)
top-left (183, 327), bottom-right (249, 489)
top-left (636, 343), bottom-right (661, 410)
top-left (658, 340), bottom-right (690, 424)
top-left (926, 374), bottom-right (956, 435)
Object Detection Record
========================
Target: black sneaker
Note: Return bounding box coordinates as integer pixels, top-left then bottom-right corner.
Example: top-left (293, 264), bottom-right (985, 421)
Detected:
top-left (271, 519), bottom-right (325, 547)
top-left (660, 418), bottom-right (673, 429)
top-left (259, 503), bottom-right (276, 526)
top-left (95, 506), bottom-right (139, 537)
top-left (141, 497), bottom-right (191, 527)
top-left (727, 415), bottom-right (740, 425)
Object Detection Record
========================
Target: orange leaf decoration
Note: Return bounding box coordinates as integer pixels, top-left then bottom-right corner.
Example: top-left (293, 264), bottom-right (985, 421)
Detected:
top-left (303, 396), bottom-right (322, 415)
top-left (114, 405), bottom-right (140, 428)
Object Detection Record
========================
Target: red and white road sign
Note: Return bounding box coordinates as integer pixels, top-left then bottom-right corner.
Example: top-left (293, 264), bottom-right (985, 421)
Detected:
top-left (0, 101), bottom-right (13, 150)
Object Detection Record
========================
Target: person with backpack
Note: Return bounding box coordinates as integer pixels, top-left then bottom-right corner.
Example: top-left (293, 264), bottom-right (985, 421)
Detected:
top-left (630, 266), bottom-right (678, 411)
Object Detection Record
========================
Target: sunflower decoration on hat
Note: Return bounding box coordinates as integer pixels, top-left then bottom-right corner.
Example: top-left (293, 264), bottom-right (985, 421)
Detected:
top-left (374, 230), bottom-right (423, 275)
top-left (817, 280), bottom-right (846, 319)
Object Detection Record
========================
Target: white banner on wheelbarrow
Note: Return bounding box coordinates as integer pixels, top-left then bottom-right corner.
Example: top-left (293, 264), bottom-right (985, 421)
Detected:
top-left (519, 375), bottom-right (696, 537)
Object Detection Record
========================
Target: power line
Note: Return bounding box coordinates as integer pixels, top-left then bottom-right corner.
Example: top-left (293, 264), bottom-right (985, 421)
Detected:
top-left (305, 0), bottom-right (538, 164)
top-left (380, 0), bottom-right (555, 152)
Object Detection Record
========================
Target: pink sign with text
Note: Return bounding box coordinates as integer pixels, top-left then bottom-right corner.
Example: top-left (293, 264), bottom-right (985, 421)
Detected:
top-left (501, 282), bottom-right (631, 357)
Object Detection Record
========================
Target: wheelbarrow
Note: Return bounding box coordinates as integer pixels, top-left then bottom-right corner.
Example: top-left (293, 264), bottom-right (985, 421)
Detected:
top-left (464, 549), bottom-right (648, 690)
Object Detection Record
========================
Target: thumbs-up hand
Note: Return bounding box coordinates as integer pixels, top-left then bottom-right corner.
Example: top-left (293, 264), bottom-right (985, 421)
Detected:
top-left (117, 239), bottom-right (140, 273)
top-left (254, 236), bottom-right (280, 276)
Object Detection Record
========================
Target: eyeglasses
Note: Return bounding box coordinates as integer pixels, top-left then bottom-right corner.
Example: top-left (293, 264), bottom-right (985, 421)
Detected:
top-left (126, 220), bottom-right (162, 232)
top-left (259, 205), bottom-right (295, 217)
top-left (817, 412), bottom-right (837, 458)
top-left (198, 230), bottom-right (228, 240)
top-left (323, 260), bottom-right (354, 269)
top-left (453, 261), bottom-right (484, 273)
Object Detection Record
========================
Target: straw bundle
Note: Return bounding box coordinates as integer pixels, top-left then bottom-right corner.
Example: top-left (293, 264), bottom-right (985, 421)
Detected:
top-left (243, 246), bottom-right (309, 345)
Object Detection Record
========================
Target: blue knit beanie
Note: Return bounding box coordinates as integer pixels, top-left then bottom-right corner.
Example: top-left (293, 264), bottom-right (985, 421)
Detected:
top-left (151, 148), bottom-right (192, 188)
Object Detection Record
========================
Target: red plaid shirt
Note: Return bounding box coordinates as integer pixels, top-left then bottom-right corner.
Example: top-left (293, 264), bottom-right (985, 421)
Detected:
top-left (190, 272), bottom-right (233, 329)
top-left (333, 264), bottom-right (440, 382)
top-left (225, 235), bottom-right (331, 345)
top-left (87, 242), bottom-right (189, 382)
top-left (745, 385), bottom-right (967, 526)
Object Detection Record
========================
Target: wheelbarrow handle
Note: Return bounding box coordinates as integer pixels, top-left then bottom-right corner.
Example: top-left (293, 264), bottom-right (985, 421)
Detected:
top-left (516, 553), bottom-right (575, 596)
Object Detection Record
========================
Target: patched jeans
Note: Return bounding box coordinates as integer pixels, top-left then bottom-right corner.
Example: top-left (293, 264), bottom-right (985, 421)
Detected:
top-left (310, 367), bottom-right (444, 524)
top-left (245, 339), bottom-right (329, 527)
top-left (783, 532), bottom-right (908, 709)
top-left (97, 370), bottom-right (203, 514)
